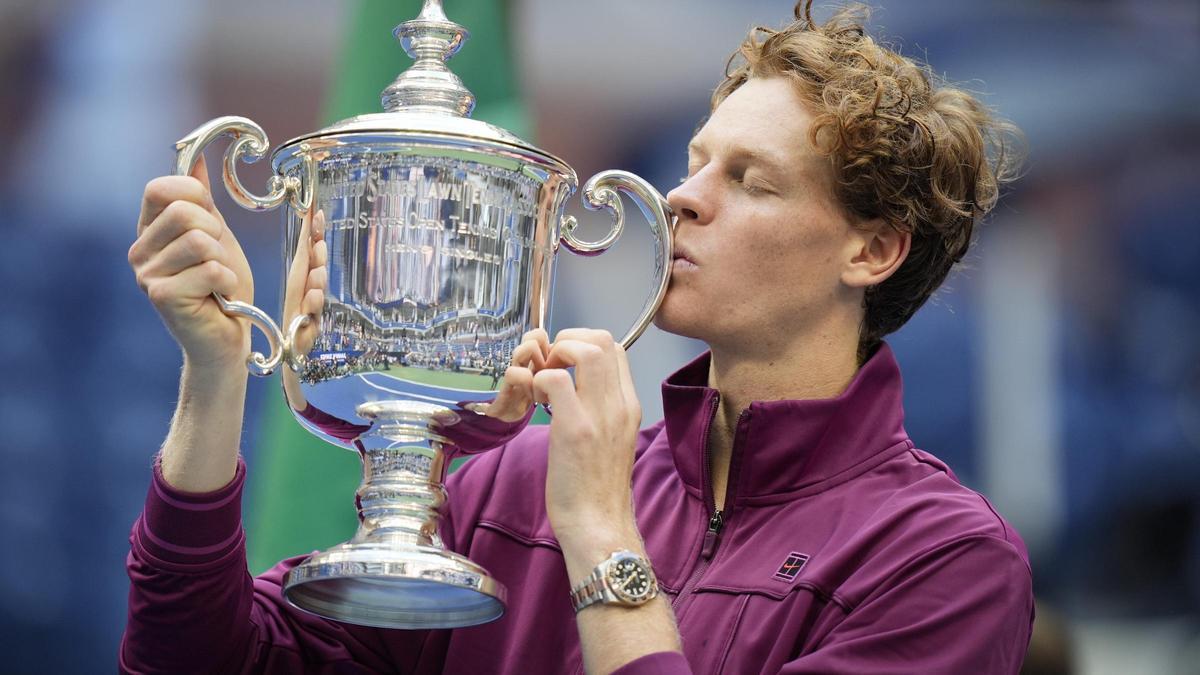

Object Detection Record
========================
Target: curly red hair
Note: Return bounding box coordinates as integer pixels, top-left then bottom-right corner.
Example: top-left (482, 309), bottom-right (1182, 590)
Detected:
top-left (714, 1), bottom-right (1023, 361)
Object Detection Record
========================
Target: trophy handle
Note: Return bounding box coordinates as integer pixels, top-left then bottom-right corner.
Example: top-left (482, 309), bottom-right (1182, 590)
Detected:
top-left (560, 170), bottom-right (675, 349)
top-left (174, 116), bottom-right (306, 376)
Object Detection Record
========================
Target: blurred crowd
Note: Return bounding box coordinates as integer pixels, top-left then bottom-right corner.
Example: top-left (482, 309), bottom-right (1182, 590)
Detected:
top-left (0, 0), bottom-right (1196, 672)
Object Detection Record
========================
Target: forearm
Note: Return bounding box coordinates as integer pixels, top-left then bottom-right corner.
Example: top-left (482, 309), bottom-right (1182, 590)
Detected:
top-left (561, 523), bottom-right (684, 675)
top-left (159, 359), bottom-right (248, 492)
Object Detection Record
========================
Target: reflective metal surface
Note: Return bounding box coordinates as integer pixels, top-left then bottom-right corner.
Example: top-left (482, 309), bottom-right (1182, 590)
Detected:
top-left (171, 0), bottom-right (674, 629)
top-left (175, 116), bottom-right (307, 213)
top-left (174, 116), bottom-right (310, 375)
top-left (382, 0), bottom-right (474, 116)
top-left (284, 400), bottom-right (506, 629)
top-left (562, 170), bottom-right (673, 348)
top-left (275, 144), bottom-right (570, 443)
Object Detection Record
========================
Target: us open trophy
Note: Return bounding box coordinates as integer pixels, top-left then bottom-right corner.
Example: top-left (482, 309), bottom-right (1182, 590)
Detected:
top-left (173, 0), bottom-right (673, 629)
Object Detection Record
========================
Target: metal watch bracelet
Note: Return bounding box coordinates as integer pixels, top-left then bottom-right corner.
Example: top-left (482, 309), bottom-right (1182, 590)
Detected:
top-left (569, 550), bottom-right (658, 613)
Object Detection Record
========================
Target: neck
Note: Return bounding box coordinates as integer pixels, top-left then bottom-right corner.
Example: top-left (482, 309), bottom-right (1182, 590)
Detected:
top-left (701, 324), bottom-right (863, 510)
top-left (706, 334), bottom-right (861, 416)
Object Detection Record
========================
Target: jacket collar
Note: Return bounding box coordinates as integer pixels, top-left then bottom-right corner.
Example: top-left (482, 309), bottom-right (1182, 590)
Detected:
top-left (661, 343), bottom-right (911, 503)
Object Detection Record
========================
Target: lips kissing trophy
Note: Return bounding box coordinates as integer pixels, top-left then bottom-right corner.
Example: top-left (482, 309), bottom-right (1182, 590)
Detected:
top-left (171, 0), bottom-right (673, 630)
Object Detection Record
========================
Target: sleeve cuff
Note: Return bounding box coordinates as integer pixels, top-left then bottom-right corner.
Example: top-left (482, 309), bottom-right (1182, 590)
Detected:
top-left (441, 403), bottom-right (535, 457)
top-left (610, 652), bottom-right (691, 675)
top-left (133, 456), bottom-right (247, 568)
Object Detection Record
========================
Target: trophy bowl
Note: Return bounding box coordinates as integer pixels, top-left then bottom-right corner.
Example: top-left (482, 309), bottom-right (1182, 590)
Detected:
top-left (172, 0), bottom-right (673, 629)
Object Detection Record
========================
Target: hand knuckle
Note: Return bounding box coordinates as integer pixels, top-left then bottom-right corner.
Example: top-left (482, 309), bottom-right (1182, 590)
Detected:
top-left (176, 234), bottom-right (201, 262)
top-left (181, 227), bottom-right (212, 256)
top-left (160, 199), bottom-right (188, 223)
top-left (202, 260), bottom-right (227, 283)
top-left (143, 177), bottom-right (173, 205)
top-left (146, 281), bottom-right (168, 305)
top-left (536, 369), bottom-right (567, 387)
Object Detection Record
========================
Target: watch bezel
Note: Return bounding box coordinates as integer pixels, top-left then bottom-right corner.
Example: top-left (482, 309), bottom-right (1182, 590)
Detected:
top-left (604, 552), bottom-right (656, 604)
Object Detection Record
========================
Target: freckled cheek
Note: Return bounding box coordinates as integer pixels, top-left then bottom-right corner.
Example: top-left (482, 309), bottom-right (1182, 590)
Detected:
top-left (748, 233), bottom-right (807, 267)
top-left (742, 236), bottom-right (839, 294)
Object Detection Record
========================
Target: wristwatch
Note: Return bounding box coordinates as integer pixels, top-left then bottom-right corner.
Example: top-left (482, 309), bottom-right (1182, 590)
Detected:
top-left (569, 550), bottom-right (659, 612)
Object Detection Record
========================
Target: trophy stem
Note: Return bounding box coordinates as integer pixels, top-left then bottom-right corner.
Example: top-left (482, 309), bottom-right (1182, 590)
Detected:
top-left (282, 401), bottom-right (506, 629)
top-left (352, 430), bottom-right (449, 549)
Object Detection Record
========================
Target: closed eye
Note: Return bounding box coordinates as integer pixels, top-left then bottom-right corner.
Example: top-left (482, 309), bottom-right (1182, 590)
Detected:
top-left (737, 178), bottom-right (774, 196)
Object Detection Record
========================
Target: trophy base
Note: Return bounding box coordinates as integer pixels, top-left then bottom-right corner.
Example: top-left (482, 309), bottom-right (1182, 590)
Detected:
top-left (283, 541), bottom-right (506, 629)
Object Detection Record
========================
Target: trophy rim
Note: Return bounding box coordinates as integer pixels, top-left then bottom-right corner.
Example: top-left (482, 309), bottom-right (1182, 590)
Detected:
top-left (273, 111), bottom-right (576, 184)
top-left (283, 542), bottom-right (508, 630)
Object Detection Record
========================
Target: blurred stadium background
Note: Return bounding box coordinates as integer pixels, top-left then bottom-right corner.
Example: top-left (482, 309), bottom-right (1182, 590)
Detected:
top-left (0, 0), bottom-right (1196, 672)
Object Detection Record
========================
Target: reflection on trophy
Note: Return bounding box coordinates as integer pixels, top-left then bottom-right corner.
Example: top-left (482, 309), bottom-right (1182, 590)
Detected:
top-left (172, 0), bottom-right (673, 629)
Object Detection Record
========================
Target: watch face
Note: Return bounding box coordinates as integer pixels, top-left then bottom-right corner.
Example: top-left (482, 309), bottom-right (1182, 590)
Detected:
top-left (607, 556), bottom-right (655, 604)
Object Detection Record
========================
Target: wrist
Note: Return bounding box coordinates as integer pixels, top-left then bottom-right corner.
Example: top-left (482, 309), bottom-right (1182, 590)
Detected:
top-left (552, 502), bottom-right (636, 540)
top-left (558, 522), bottom-right (644, 587)
top-left (181, 355), bottom-right (250, 389)
top-left (569, 549), bottom-right (659, 615)
top-left (161, 358), bottom-right (249, 493)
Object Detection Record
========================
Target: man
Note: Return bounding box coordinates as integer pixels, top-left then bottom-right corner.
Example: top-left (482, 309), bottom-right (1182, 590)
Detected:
top-left (122, 2), bottom-right (1031, 673)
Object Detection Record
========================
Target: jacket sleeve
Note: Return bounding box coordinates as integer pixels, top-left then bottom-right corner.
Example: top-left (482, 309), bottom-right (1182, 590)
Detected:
top-left (782, 533), bottom-right (1035, 674)
top-left (119, 457), bottom-right (416, 674)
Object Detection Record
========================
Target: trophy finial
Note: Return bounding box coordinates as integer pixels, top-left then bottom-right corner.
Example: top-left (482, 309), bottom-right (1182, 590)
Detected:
top-left (415, 0), bottom-right (450, 22)
top-left (381, 0), bottom-right (476, 117)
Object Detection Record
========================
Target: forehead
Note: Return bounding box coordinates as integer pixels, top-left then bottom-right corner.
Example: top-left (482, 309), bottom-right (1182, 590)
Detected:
top-left (691, 77), bottom-right (823, 170)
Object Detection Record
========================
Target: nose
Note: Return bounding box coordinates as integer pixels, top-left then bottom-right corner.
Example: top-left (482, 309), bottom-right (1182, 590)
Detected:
top-left (667, 171), bottom-right (712, 225)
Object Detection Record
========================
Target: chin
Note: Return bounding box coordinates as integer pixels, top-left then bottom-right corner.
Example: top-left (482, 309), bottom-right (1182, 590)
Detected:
top-left (652, 300), bottom-right (710, 342)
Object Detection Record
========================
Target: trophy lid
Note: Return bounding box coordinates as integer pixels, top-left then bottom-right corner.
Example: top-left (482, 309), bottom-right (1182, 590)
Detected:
top-left (279, 0), bottom-right (569, 177)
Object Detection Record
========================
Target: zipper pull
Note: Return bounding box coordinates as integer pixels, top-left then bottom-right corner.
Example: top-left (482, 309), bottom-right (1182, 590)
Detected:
top-left (701, 510), bottom-right (724, 559)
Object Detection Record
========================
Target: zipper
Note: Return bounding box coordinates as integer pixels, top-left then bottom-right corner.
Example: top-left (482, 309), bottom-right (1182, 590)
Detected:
top-left (700, 509), bottom-right (725, 559)
top-left (671, 395), bottom-right (724, 612)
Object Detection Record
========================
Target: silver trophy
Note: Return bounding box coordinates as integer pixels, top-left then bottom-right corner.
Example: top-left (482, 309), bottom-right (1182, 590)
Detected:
top-left (173, 0), bottom-right (673, 629)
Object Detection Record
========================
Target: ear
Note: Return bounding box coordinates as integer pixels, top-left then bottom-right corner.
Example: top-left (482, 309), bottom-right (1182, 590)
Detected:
top-left (840, 218), bottom-right (911, 289)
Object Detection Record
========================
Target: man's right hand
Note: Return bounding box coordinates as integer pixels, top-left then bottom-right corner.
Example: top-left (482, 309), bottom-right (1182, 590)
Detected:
top-left (128, 154), bottom-right (254, 371)
top-left (130, 153), bottom-right (257, 491)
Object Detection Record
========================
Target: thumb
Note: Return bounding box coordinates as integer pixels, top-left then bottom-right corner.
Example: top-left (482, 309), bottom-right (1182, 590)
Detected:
top-left (188, 152), bottom-right (215, 201)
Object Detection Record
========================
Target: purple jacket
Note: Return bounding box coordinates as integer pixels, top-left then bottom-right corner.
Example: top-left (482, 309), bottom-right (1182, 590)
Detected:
top-left (122, 344), bottom-right (1034, 673)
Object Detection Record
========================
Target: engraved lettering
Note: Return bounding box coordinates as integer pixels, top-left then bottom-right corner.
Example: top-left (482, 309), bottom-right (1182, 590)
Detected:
top-left (364, 173), bottom-right (381, 203)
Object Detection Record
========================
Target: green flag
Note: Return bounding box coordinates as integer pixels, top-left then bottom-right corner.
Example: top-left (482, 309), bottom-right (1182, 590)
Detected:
top-left (246, 0), bottom-right (531, 574)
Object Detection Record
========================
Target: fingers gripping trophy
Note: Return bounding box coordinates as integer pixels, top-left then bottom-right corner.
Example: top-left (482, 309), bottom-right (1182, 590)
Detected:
top-left (171, 0), bottom-right (673, 629)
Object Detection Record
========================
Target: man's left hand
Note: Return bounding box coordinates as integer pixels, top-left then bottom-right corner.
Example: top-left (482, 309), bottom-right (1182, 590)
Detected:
top-left (533, 328), bottom-right (643, 547)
